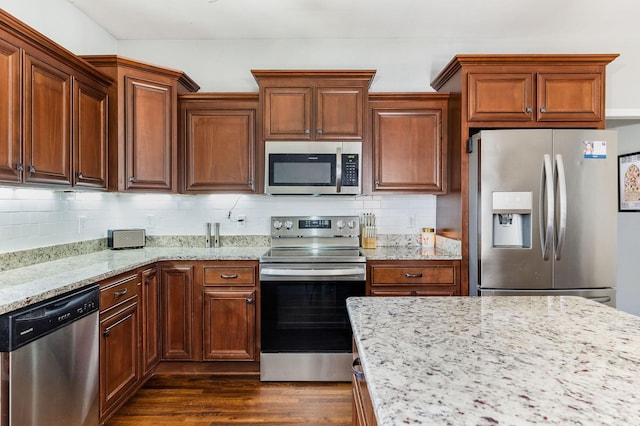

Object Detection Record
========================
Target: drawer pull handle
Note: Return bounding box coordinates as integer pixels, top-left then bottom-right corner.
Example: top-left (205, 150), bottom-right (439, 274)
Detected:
top-left (221, 274), bottom-right (238, 279)
top-left (352, 357), bottom-right (364, 380)
top-left (404, 273), bottom-right (423, 278)
top-left (114, 288), bottom-right (128, 298)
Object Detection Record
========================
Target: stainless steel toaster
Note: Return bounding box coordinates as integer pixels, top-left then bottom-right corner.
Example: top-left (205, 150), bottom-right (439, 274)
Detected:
top-left (107, 229), bottom-right (146, 249)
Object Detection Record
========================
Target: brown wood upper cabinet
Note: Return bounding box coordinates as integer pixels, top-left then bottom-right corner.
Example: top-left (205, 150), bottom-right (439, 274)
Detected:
top-left (179, 93), bottom-right (257, 193)
top-left (0, 10), bottom-right (112, 188)
top-left (252, 70), bottom-right (376, 141)
top-left (82, 55), bottom-right (200, 192)
top-left (432, 54), bottom-right (618, 128)
top-left (369, 93), bottom-right (449, 193)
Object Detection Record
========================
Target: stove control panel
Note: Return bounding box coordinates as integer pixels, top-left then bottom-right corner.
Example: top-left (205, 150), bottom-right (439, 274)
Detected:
top-left (270, 216), bottom-right (360, 238)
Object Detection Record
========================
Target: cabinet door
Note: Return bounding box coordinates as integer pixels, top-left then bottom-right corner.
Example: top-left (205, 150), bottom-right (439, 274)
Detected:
top-left (161, 266), bottom-right (194, 360)
top-left (125, 76), bottom-right (175, 191)
top-left (0, 38), bottom-right (21, 183)
top-left (73, 79), bottom-right (108, 189)
top-left (23, 52), bottom-right (72, 185)
top-left (263, 86), bottom-right (313, 140)
top-left (467, 72), bottom-right (534, 122)
top-left (203, 289), bottom-right (256, 360)
top-left (100, 301), bottom-right (140, 419)
top-left (536, 73), bottom-right (602, 122)
top-left (373, 108), bottom-right (444, 192)
top-left (316, 86), bottom-right (364, 140)
top-left (141, 267), bottom-right (160, 376)
top-left (184, 109), bottom-right (255, 192)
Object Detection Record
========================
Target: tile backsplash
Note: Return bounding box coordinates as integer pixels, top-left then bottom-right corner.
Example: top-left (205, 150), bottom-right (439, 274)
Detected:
top-left (0, 188), bottom-right (437, 254)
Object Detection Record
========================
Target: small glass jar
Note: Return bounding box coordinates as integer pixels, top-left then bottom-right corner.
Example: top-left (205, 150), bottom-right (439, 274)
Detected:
top-left (421, 227), bottom-right (435, 248)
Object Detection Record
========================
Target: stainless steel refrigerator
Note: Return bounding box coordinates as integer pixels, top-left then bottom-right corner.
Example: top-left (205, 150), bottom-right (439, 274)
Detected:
top-left (469, 129), bottom-right (617, 307)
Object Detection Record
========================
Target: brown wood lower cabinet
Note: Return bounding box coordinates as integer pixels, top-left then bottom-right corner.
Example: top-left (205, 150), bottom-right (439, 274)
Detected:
top-left (160, 264), bottom-right (195, 360)
top-left (367, 260), bottom-right (460, 296)
top-left (141, 266), bottom-right (160, 375)
top-left (98, 273), bottom-right (141, 422)
top-left (202, 262), bottom-right (258, 361)
top-left (203, 289), bottom-right (256, 360)
top-left (352, 341), bottom-right (377, 426)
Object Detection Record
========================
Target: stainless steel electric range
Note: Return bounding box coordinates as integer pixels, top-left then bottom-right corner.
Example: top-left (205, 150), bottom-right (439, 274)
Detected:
top-left (259, 215), bottom-right (366, 381)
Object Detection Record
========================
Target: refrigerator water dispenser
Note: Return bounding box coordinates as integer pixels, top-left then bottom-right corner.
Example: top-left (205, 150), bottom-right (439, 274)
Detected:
top-left (492, 192), bottom-right (532, 248)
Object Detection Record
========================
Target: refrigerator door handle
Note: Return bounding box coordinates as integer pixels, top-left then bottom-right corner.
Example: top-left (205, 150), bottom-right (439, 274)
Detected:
top-left (540, 154), bottom-right (554, 261)
top-left (555, 154), bottom-right (567, 260)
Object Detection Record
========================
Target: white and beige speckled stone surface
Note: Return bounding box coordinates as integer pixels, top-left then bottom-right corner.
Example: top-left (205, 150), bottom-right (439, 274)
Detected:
top-left (347, 296), bottom-right (640, 426)
top-left (0, 246), bottom-right (267, 315)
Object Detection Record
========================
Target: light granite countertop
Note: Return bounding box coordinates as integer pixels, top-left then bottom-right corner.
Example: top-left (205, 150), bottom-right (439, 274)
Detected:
top-left (362, 246), bottom-right (460, 261)
top-left (0, 246), bottom-right (267, 315)
top-left (347, 296), bottom-right (640, 425)
top-left (0, 242), bottom-right (461, 316)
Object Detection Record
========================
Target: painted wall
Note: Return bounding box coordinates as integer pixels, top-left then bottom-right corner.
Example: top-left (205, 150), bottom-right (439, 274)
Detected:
top-left (0, 0), bottom-right (116, 53)
top-left (608, 121), bottom-right (640, 316)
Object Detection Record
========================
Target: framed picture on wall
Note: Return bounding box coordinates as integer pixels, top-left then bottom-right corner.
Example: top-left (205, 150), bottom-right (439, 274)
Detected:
top-left (618, 151), bottom-right (640, 212)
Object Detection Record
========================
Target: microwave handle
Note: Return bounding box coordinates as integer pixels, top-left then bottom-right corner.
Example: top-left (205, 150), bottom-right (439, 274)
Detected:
top-left (336, 145), bottom-right (342, 193)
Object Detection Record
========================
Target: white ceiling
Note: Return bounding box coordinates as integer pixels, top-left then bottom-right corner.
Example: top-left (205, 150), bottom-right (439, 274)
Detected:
top-left (65, 0), bottom-right (640, 41)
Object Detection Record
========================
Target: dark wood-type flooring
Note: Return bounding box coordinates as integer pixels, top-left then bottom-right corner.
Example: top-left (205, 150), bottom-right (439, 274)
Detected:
top-left (106, 375), bottom-right (352, 426)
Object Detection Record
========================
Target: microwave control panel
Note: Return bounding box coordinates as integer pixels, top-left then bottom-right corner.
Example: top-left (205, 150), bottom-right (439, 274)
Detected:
top-left (342, 154), bottom-right (359, 186)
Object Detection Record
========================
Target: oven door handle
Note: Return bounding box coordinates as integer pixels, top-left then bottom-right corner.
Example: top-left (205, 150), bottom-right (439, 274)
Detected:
top-left (260, 267), bottom-right (364, 277)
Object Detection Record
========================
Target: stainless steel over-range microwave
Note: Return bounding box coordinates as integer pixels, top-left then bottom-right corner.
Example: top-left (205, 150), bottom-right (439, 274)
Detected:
top-left (264, 141), bottom-right (362, 195)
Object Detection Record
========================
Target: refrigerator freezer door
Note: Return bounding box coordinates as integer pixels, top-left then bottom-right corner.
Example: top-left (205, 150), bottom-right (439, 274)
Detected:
top-left (551, 130), bottom-right (618, 289)
top-left (476, 129), bottom-right (554, 289)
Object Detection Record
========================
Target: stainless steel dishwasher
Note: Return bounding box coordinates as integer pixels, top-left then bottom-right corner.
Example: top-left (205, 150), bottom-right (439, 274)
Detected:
top-left (0, 285), bottom-right (100, 426)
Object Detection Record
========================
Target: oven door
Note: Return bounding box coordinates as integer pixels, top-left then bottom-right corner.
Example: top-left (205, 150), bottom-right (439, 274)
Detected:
top-left (261, 279), bottom-right (365, 353)
top-left (259, 263), bottom-right (365, 381)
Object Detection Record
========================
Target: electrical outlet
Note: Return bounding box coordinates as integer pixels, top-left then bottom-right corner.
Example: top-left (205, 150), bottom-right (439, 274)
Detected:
top-left (408, 215), bottom-right (416, 229)
top-left (78, 216), bottom-right (87, 233)
top-left (146, 214), bottom-right (156, 229)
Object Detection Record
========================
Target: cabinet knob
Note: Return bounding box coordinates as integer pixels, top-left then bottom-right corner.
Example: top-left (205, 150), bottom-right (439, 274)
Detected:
top-left (28, 165), bottom-right (36, 173)
top-left (103, 330), bottom-right (110, 338)
top-left (540, 107), bottom-right (547, 113)
top-left (304, 129), bottom-right (310, 134)
top-left (145, 278), bottom-right (150, 285)
top-left (77, 171), bottom-right (84, 179)
top-left (317, 128), bottom-right (323, 135)
top-left (525, 107), bottom-right (532, 113)
top-left (15, 163), bottom-right (23, 171)
top-left (246, 298), bottom-right (254, 304)
top-left (128, 176), bottom-right (135, 183)
top-left (375, 179), bottom-right (380, 187)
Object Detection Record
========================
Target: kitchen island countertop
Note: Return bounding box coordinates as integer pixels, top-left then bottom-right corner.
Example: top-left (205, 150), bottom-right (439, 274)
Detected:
top-left (347, 296), bottom-right (640, 425)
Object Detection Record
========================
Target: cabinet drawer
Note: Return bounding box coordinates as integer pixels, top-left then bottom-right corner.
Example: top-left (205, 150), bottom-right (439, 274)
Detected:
top-left (100, 273), bottom-right (139, 312)
top-left (371, 266), bottom-right (454, 285)
top-left (203, 266), bottom-right (255, 286)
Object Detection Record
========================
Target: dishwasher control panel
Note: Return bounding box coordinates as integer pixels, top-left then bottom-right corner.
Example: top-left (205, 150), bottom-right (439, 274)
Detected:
top-left (0, 285), bottom-right (99, 351)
